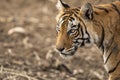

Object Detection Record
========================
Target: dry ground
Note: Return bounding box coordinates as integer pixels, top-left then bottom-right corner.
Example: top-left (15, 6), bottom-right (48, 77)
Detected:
top-left (0, 0), bottom-right (118, 80)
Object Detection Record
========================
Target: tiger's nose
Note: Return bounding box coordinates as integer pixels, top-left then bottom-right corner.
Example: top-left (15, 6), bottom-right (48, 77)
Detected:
top-left (57, 48), bottom-right (65, 52)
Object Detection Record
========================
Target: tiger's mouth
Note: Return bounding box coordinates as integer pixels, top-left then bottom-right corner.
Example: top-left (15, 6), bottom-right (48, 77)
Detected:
top-left (59, 46), bottom-right (78, 57)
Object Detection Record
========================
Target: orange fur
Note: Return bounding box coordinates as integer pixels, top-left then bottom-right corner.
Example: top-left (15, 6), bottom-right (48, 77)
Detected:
top-left (56, 1), bottom-right (120, 80)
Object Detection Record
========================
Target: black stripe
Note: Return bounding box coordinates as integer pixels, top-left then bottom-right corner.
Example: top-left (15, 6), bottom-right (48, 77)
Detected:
top-left (94, 11), bottom-right (99, 15)
top-left (80, 25), bottom-right (84, 38)
top-left (109, 60), bottom-right (120, 73)
top-left (111, 3), bottom-right (120, 17)
top-left (104, 52), bottom-right (112, 64)
top-left (58, 16), bottom-right (68, 25)
top-left (93, 20), bottom-right (105, 52)
top-left (60, 13), bottom-right (68, 17)
top-left (84, 25), bottom-right (90, 39)
top-left (80, 41), bottom-right (85, 47)
top-left (78, 23), bottom-right (84, 38)
top-left (99, 25), bottom-right (105, 52)
top-left (101, 45), bottom-right (104, 52)
top-left (73, 9), bottom-right (79, 14)
top-left (76, 14), bottom-right (90, 39)
top-left (94, 6), bottom-right (109, 13)
top-left (60, 0), bottom-right (70, 8)
top-left (74, 14), bottom-right (85, 38)
top-left (62, 16), bottom-right (68, 20)
top-left (73, 11), bottom-right (81, 20)
top-left (78, 23), bottom-right (81, 28)
top-left (69, 17), bottom-right (75, 21)
top-left (60, 11), bottom-right (73, 18)
top-left (75, 8), bottom-right (80, 11)
top-left (73, 12), bottom-right (91, 44)
top-left (74, 31), bottom-right (79, 38)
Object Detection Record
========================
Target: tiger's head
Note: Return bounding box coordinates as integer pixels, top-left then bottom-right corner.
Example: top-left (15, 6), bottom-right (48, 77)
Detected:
top-left (56, 0), bottom-right (95, 57)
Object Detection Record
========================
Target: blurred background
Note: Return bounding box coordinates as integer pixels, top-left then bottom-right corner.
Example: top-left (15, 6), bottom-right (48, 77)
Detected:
top-left (0, 0), bottom-right (117, 80)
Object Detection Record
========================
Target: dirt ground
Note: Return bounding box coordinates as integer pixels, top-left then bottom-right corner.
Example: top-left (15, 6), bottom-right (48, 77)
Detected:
top-left (0, 0), bottom-right (118, 80)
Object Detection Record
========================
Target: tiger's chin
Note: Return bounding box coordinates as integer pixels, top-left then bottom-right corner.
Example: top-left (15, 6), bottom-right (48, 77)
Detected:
top-left (59, 47), bottom-right (78, 58)
top-left (61, 51), bottom-right (75, 56)
top-left (59, 52), bottom-right (76, 58)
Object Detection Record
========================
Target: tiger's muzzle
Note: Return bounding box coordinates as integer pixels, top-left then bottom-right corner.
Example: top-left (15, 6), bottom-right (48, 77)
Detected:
top-left (56, 45), bottom-right (78, 57)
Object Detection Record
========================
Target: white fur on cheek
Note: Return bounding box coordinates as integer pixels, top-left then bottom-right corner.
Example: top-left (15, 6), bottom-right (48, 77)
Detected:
top-left (72, 18), bottom-right (78, 25)
top-left (67, 21), bottom-right (72, 32)
top-left (67, 18), bottom-right (78, 32)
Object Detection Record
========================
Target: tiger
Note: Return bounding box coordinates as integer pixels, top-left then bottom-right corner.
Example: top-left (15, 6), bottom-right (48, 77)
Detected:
top-left (55, 0), bottom-right (120, 80)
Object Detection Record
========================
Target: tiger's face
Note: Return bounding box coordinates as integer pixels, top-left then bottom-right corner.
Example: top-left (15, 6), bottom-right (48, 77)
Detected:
top-left (56, 0), bottom-right (94, 57)
top-left (56, 15), bottom-right (80, 56)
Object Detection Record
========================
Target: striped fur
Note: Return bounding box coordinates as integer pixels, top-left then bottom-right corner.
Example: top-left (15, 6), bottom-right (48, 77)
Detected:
top-left (55, 0), bottom-right (120, 80)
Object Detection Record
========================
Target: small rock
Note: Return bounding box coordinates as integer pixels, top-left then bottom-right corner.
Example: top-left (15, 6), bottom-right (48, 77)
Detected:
top-left (8, 27), bottom-right (26, 35)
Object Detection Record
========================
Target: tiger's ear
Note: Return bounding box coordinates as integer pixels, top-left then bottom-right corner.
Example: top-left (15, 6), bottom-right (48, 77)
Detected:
top-left (80, 3), bottom-right (93, 20)
top-left (56, 0), bottom-right (70, 11)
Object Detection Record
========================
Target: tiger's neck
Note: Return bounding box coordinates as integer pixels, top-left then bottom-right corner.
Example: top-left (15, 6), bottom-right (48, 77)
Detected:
top-left (92, 1), bottom-right (120, 73)
top-left (92, 1), bottom-right (120, 52)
